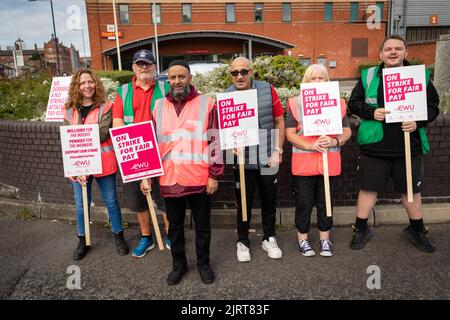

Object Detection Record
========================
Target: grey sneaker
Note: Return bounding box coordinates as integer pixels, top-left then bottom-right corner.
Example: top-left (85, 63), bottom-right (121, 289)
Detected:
top-left (297, 239), bottom-right (316, 257)
top-left (319, 239), bottom-right (333, 257)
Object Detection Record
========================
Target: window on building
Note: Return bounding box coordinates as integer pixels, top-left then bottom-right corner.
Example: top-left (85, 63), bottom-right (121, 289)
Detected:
top-left (351, 38), bottom-right (368, 57)
top-left (350, 2), bottom-right (359, 22)
top-left (119, 4), bottom-right (130, 24)
top-left (376, 2), bottom-right (384, 20)
top-left (226, 3), bottom-right (236, 23)
top-left (282, 3), bottom-right (292, 22)
top-left (299, 58), bottom-right (311, 67)
top-left (255, 3), bottom-right (263, 22)
top-left (151, 3), bottom-right (161, 24)
top-left (182, 3), bottom-right (192, 23)
top-left (324, 2), bottom-right (333, 21)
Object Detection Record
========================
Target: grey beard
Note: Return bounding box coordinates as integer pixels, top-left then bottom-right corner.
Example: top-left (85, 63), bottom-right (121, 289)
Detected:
top-left (171, 85), bottom-right (190, 101)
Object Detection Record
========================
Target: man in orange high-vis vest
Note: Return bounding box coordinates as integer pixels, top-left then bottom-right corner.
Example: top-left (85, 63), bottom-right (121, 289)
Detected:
top-left (145, 60), bottom-right (224, 285)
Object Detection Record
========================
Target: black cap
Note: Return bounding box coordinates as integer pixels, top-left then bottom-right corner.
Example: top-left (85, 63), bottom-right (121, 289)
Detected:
top-left (168, 59), bottom-right (190, 72)
top-left (132, 50), bottom-right (156, 64)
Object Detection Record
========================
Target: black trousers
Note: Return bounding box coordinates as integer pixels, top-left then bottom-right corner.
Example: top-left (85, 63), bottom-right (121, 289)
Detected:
top-left (234, 169), bottom-right (277, 247)
top-left (165, 193), bottom-right (211, 269)
top-left (293, 175), bottom-right (334, 234)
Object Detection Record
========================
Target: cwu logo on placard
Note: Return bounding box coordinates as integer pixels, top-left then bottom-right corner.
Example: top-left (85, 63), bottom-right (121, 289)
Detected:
top-left (73, 160), bottom-right (90, 167)
top-left (231, 129), bottom-right (248, 138)
top-left (394, 105), bottom-right (415, 112)
top-left (131, 162), bottom-right (150, 171)
top-left (313, 119), bottom-right (331, 126)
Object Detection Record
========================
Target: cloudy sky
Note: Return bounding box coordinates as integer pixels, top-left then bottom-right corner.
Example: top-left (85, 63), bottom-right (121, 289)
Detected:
top-left (0, 0), bottom-right (90, 57)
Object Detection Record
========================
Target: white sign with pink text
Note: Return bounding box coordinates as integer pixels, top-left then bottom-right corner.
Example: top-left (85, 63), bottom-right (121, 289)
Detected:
top-left (383, 65), bottom-right (427, 123)
top-left (216, 89), bottom-right (259, 150)
top-left (60, 124), bottom-right (102, 177)
top-left (45, 76), bottom-right (71, 122)
top-left (300, 81), bottom-right (343, 136)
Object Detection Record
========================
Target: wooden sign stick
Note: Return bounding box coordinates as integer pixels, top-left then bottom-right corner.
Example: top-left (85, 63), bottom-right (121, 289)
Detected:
top-left (238, 147), bottom-right (248, 222)
top-left (142, 178), bottom-right (164, 250)
top-left (322, 152), bottom-right (332, 217)
top-left (404, 132), bottom-right (414, 203)
top-left (81, 179), bottom-right (91, 246)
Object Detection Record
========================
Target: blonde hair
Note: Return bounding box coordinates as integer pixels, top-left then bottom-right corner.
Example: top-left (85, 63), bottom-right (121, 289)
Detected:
top-left (302, 64), bottom-right (330, 83)
top-left (65, 69), bottom-right (106, 109)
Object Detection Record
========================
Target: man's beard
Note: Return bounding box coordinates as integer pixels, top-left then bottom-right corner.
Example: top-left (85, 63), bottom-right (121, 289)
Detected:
top-left (171, 85), bottom-right (190, 101)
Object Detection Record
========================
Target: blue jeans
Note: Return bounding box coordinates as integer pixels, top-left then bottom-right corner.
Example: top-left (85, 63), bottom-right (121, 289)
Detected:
top-left (72, 174), bottom-right (123, 236)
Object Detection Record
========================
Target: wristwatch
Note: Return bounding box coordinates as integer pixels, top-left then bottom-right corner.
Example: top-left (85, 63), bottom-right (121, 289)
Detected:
top-left (274, 147), bottom-right (283, 154)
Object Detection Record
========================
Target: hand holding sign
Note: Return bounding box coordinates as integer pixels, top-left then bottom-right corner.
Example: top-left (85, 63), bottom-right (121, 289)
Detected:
top-left (382, 65), bottom-right (428, 202)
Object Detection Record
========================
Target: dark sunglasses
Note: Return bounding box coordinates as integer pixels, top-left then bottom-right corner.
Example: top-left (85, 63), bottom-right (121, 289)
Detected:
top-left (230, 69), bottom-right (250, 77)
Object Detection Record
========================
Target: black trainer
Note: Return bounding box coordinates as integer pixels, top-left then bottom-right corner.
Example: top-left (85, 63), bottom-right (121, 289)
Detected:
top-left (114, 230), bottom-right (129, 255)
top-left (349, 225), bottom-right (372, 250)
top-left (403, 226), bottom-right (435, 253)
top-left (73, 235), bottom-right (90, 261)
top-left (167, 265), bottom-right (188, 286)
top-left (198, 264), bottom-right (215, 284)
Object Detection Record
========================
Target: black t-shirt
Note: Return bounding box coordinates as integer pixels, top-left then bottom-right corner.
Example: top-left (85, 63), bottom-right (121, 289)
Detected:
top-left (348, 62), bottom-right (440, 158)
top-left (79, 105), bottom-right (93, 124)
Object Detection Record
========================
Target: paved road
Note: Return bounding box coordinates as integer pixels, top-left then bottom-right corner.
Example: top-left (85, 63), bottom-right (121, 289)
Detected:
top-left (1, 214), bottom-right (448, 301)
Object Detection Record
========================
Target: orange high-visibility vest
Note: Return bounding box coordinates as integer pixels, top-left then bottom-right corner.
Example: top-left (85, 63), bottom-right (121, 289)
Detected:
top-left (153, 95), bottom-right (214, 187)
top-left (64, 102), bottom-right (118, 177)
top-left (289, 97), bottom-right (347, 176)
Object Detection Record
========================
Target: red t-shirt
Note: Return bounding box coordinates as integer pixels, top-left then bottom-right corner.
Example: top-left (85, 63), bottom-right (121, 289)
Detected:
top-left (270, 86), bottom-right (284, 118)
top-left (112, 76), bottom-right (156, 123)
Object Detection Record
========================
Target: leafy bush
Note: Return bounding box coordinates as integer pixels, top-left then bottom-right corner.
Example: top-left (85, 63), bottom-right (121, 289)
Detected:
top-left (251, 55), bottom-right (306, 89)
top-left (439, 94), bottom-right (449, 113)
top-left (0, 73), bottom-right (52, 120)
top-left (95, 70), bottom-right (134, 85)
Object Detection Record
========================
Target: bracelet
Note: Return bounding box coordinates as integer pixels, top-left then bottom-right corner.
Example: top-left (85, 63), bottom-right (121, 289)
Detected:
top-left (334, 137), bottom-right (340, 147)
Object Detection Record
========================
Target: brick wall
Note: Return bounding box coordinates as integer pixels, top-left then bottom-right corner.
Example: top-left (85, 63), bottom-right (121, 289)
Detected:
top-left (1, 115), bottom-right (449, 209)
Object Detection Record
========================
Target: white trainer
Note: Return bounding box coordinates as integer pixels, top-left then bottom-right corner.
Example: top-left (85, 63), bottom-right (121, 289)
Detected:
top-left (236, 242), bottom-right (251, 262)
top-left (262, 236), bottom-right (282, 259)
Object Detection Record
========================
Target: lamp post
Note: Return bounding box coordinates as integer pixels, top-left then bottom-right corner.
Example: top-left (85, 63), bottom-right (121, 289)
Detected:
top-left (152, 1), bottom-right (160, 74)
top-left (72, 28), bottom-right (88, 68)
top-left (112, 0), bottom-right (122, 70)
top-left (29, 0), bottom-right (60, 75)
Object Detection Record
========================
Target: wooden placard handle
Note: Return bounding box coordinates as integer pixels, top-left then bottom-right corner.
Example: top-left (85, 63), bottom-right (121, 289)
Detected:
top-left (142, 178), bottom-right (165, 250)
top-left (404, 132), bottom-right (413, 203)
top-left (238, 148), bottom-right (248, 222)
top-left (322, 152), bottom-right (332, 217)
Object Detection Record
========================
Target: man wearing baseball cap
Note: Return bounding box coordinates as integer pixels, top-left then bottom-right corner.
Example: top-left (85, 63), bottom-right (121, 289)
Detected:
top-left (112, 49), bottom-right (171, 258)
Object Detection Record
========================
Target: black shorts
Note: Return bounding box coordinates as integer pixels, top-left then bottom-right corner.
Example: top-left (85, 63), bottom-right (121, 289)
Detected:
top-left (125, 178), bottom-right (166, 213)
top-left (357, 154), bottom-right (424, 194)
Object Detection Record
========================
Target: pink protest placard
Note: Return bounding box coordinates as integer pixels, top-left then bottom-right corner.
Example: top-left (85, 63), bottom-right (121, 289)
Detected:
top-left (383, 65), bottom-right (427, 123)
top-left (45, 76), bottom-right (71, 122)
top-left (300, 81), bottom-right (343, 136)
top-left (110, 121), bottom-right (163, 183)
top-left (60, 124), bottom-right (102, 177)
top-left (216, 89), bottom-right (259, 150)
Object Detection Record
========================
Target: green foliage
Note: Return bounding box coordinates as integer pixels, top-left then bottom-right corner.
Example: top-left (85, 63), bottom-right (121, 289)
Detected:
top-left (20, 207), bottom-right (36, 221)
top-left (193, 55), bottom-right (306, 99)
top-left (439, 94), bottom-right (449, 114)
top-left (0, 73), bottom-right (52, 120)
top-left (95, 70), bottom-right (134, 85)
top-left (251, 55), bottom-right (306, 89)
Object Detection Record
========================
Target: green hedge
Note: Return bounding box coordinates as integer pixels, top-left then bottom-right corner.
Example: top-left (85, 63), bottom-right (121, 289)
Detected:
top-left (0, 73), bottom-right (52, 120)
top-left (95, 70), bottom-right (134, 85)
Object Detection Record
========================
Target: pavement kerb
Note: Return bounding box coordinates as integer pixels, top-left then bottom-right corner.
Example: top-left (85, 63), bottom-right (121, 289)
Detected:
top-left (0, 197), bottom-right (449, 229)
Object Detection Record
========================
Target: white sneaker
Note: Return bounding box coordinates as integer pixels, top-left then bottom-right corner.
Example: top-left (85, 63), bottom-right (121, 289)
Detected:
top-left (236, 242), bottom-right (251, 262)
top-left (262, 236), bottom-right (282, 259)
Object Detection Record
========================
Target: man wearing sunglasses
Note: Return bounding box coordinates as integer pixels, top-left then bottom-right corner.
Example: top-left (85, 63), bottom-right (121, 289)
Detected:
top-left (225, 57), bottom-right (285, 263)
top-left (112, 49), bottom-right (171, 258)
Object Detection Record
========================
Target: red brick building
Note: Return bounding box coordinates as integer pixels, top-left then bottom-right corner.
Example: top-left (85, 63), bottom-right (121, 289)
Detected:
top-left (43, 36), bottom-right (81, 75)
top-left (86, 0), bottom-right (396, 79)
